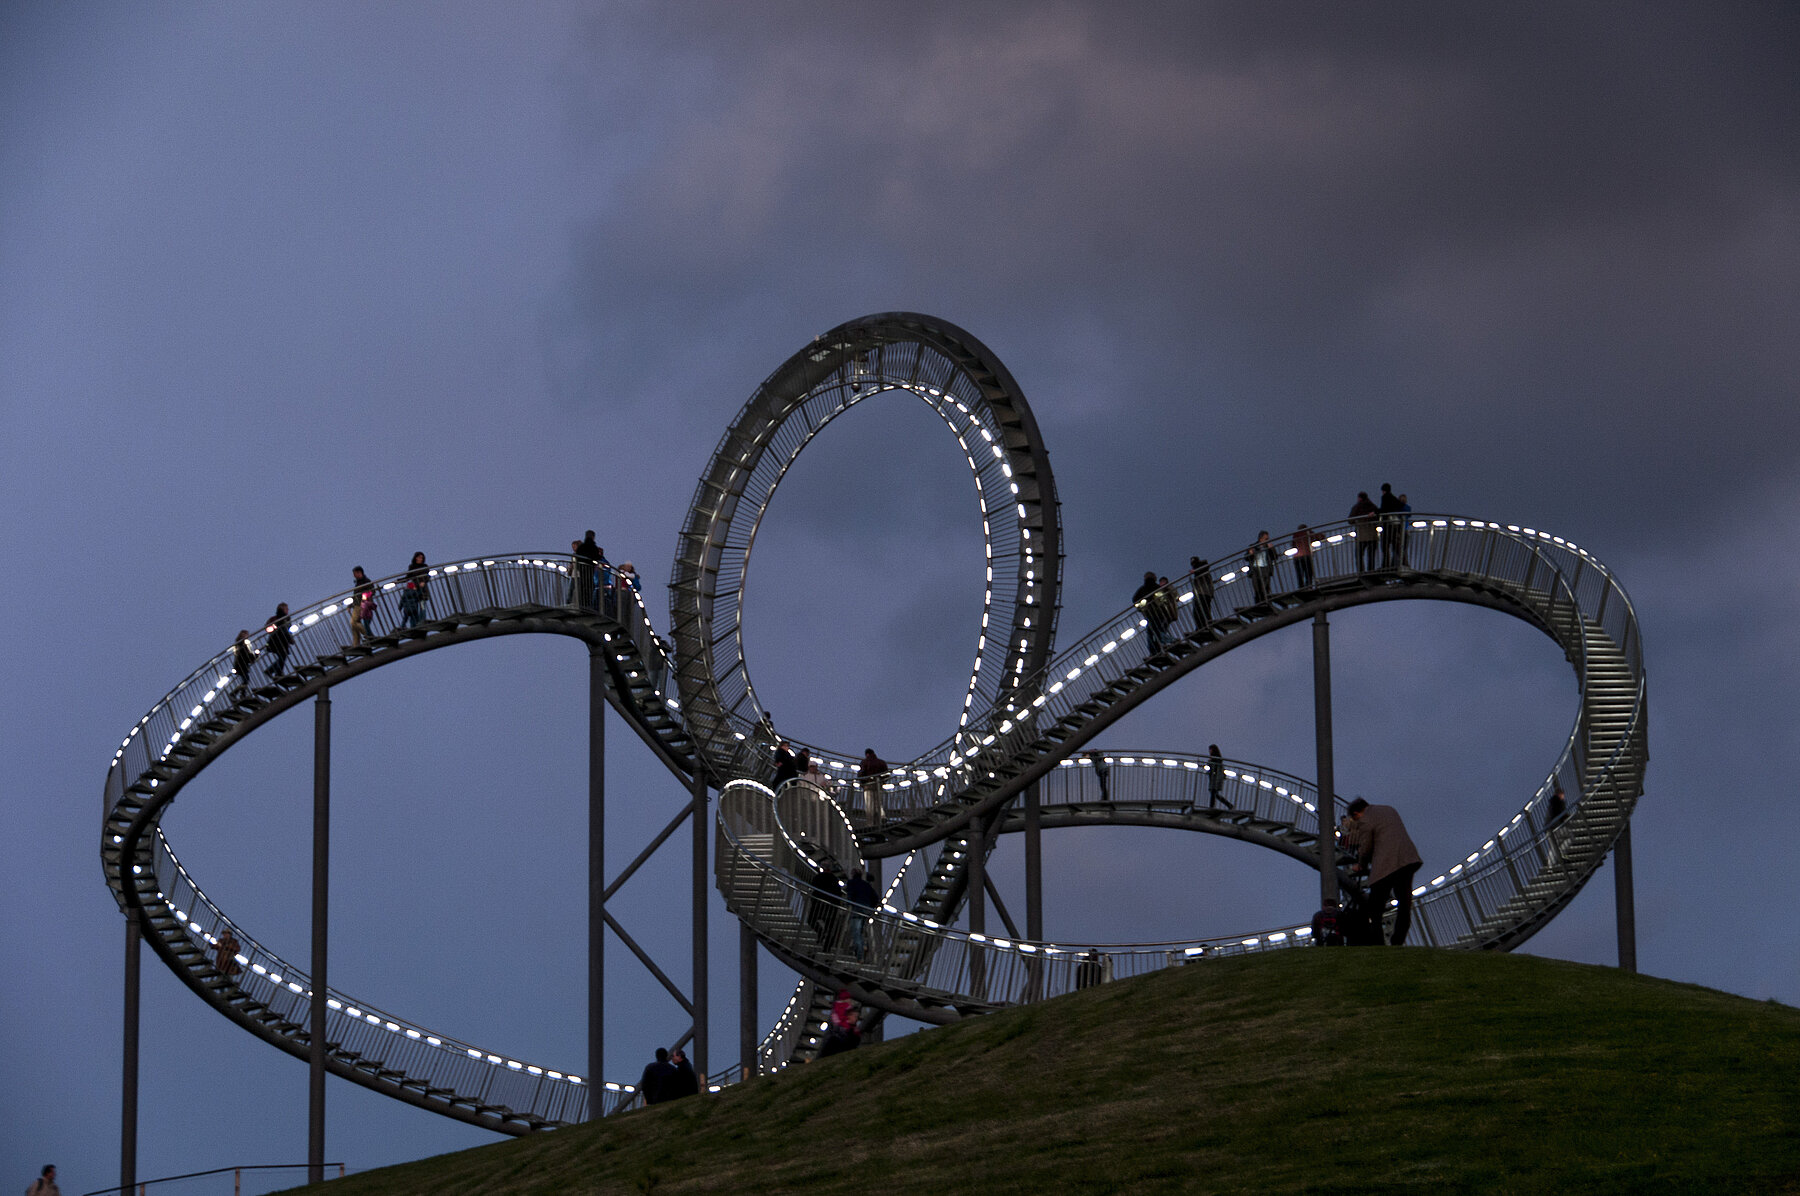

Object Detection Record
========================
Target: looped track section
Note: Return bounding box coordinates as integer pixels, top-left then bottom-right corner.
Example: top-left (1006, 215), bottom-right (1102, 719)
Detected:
top-left (670, 312), bottom-right (1063, 778)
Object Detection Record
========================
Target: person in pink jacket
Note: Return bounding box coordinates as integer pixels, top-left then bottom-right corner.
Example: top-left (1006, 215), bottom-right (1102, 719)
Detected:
top-left (1343, 797), bottom-right (1424, 945)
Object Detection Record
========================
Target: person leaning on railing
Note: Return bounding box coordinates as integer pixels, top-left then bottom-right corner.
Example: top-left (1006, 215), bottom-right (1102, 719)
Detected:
top-left (858, 748), bottom-right (887, 823)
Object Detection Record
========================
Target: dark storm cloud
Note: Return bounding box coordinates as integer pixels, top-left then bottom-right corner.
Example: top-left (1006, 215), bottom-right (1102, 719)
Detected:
top-left (555, 2), bottom-right (1799, 550)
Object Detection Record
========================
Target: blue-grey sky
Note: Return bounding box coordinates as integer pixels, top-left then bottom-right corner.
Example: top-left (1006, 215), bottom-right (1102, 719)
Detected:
top-left (5, 3), bottom-right (1798, 1189)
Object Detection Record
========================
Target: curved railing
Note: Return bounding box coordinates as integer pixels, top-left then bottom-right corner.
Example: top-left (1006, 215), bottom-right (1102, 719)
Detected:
top-left (717, 779), bottom-right (1335, 1030)
top-left (724, 515), bottom-right (1644, 1052)
top-left (102, 553), bottom-right (692, 1131)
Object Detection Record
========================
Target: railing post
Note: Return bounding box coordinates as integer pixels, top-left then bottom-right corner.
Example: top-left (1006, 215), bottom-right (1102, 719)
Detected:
top-left (690, 771), bottom-right (709, 1081)
top-left (587, 647), bottom-right (606, 1109)
top-left (1614, 818), bottom-right (1637, 973)
top-left (967, 824), bottom-right (985, 937)
top-left (310, 690), bottom-right (330, 1184)
top-left (1313, 612), bottom-right (1339, 918)
top-left (121, 904), bottom-right (140, 1196)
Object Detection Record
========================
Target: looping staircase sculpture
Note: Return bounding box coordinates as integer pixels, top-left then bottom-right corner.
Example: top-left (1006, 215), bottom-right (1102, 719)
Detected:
top-left (102, 313), bottom-right (1646, 1129)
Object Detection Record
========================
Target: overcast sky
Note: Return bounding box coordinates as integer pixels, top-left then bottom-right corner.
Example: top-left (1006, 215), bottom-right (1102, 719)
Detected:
top-left (5, 3), bottom-right (1798, 1189)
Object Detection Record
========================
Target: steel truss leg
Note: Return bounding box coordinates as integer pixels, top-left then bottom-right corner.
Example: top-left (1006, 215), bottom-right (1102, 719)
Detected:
top-left (310, 691), bottom-right (330, 1183)
top-left (739, 922), bottom-right (757, 1078)
top-left (122, 905), bottom-right (140, 1196)
top-left (691, 770), bottom-right (708, 1080)
top-left (588, 649), bottom-right (605, 1112)
top-left (1614, 819), bottom-right (1637, 973)
top-left (1024, 782), bottom-right (1042, 942)
top-left (1313, 613), bottom-right (1339, 915)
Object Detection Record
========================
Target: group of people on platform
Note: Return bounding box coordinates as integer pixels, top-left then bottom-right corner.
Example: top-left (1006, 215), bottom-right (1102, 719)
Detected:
top-left (227, 536), bottom-right (644, 697)
top-left (569, 529), bottom-right (640, 616)
top-left (1132, 485), bottom-right (1417, 649)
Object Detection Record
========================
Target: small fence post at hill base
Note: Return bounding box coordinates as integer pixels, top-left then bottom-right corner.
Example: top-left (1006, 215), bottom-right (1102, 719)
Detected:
top-left (1614, 819), bottom-right (1637, 973)
top-left (1313, 613), bottom-right (1339, 919)
top-left (310, 689), bottom-right (330, 1184)
top-left (588, 647), bottom-right (606, 1110)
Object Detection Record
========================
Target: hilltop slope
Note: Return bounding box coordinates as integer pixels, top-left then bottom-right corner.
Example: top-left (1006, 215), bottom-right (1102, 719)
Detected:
top-left (294, 950), bottom-right (1800, 1195)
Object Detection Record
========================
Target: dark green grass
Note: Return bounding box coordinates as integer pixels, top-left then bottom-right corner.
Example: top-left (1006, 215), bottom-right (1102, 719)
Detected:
top-left (289, 951), bottom-right (1800, 1195)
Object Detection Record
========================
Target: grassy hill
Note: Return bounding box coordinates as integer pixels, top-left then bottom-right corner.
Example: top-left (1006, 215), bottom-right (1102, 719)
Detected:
top-left (292, 950), bottom-right (1800, 1195)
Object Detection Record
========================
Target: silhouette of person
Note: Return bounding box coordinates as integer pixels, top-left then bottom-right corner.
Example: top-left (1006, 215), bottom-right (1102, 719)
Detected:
top-left (858, 748), bottom-right (888, 823)
top-left (1379, 483), bottom-right (1406, 569)
top-left (844, 867), bottom-right (879, 959)
top-left (1247, 531), bottom-right (1276, 606)
top-left (1189, 558), bottom-right (1214, 631)
top-left (232, 630), bottom-right (255, 696)
top-left (637, 1047), bottom-right (677, 1106)
top-left (1342, 797), bottom-right (1424, 945)
top-left (1208, 744), bottom-right (1226, 808)
top-left (1132, 571), bottom-right (1164, 647)
top-left (215, 928), bottom-right (241, 981)
top-left (1086, 750), bottom-right (1110, 801)
top-left (349, 566), bottom-right (376, 646)
top-left (262, 603), bottom-right (293, 677)
top-left (668, 1049), bottom-right (701, 1099)
top-left (1350, 492), bottom-right (1380, 572)
top-left (400, 552), bottom-right (430, 628)
top-left (1292, 525), bottom-right (1315, 589)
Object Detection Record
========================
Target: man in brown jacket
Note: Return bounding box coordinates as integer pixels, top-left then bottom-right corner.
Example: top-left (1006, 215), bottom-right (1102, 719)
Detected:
top-left (1344, 798), bottom-right (1424, 946)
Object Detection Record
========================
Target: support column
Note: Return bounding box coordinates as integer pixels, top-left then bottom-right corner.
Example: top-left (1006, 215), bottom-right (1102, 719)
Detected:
top-left (967, 821), bottom-right (986, 936)
top-left (1313, 613), bottom-right (1339, 917)
top-left (587, 650), bottom-right (606, 1110)
top-left (690, 772), bottom-right (709, 1081)
top-left (1024, 783), bottom-right (1042, 942)
top-left (739, 922), bottom-right (757, 1080)
top-left (121, 905), bottom-right (140, 1196)
top-left (1614, 819), bottom-right (1637, 973)
top-left (967, 819), bottom-right (987, 999)
top-left (309, 691), bottom-right (330, 1184)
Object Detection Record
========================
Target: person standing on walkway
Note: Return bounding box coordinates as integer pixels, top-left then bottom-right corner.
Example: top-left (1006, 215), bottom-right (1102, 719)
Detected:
top-left (1350, 492), bottom-right (1380, 572)
top-left (844, 867), bottom-right (879, 959)
top-left (858, 748), bottom-right (888, 823)
top-left (1086, 749), bottom-right (1110, 801)
top-left (1189, 558), bottom-right (1214, 631)
top-left (772, 742), bottom-right (800, 787)
top-left (1132, 571), bottom-right (1164, 647)
top-left (1378, 483), bottom-right (1406, 569)
top-left (1150, 577), bottom-right (1179, 649)
top-left (349, 566), bottom-right (376, 646)
top-left (26, 1165), bottom-right (58, 1196)
top-left (1207, 744), bottom-right (1226, 808)
top-left (262, 603), bottom-right (294, 677)
top-left (1343, 797), bottom-right (1424, 945)
top-left (1247, 531), bottom-right (1276, 606)
top-left (400, 552), bottom-right (430, 628)
top-left (232, 630), bottom-right (256, 696)
top-left (215, 928), bottom-right (241, 981)
top-left (1292, 526), bottom-right (1316, 589)
top-left (574, 532), bottom-right (601, 610)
